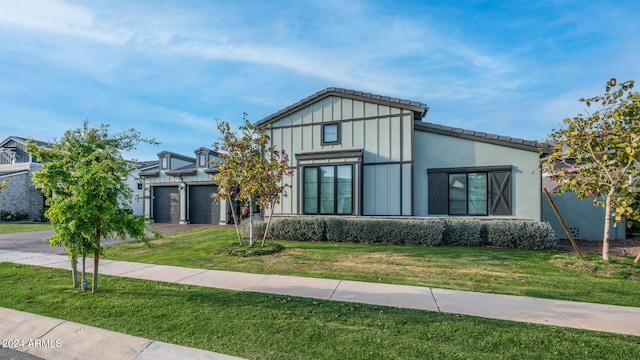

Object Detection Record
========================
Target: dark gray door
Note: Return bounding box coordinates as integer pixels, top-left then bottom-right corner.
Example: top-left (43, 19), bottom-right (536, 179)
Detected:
top-left (153, 186), bottom-right (179, 223)
top-left (189, 185), bottom-right (219, 224)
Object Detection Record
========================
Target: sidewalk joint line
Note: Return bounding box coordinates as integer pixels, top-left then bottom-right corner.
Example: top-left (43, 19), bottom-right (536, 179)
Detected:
top-left (134, 340), bottom-right (155, 359)
top-left (328, 280), bottom-right (342, 300)
top-left (175, 269), bottom-right (209, 283)
top-left (430, 288), bottom-right (441, 312)
top-left (37, 320), bottom-right (67, 339)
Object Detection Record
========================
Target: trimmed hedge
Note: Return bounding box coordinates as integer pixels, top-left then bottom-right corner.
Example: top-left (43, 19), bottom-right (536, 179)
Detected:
top-left (325, 217), bottom-right (443, 245)
top-left (238, 216), bottom-right (556, 250)
top-left (487, 220), bottom-right (556, 249)
top-left (443, 218), bottom-right (483, 246)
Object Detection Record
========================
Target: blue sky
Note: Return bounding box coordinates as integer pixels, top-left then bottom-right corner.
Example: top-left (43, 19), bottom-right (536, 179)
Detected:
top-left (1, 0), bottom-right (639, 160)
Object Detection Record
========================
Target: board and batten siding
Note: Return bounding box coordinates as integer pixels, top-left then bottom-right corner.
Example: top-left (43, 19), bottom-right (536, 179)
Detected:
top-left (268, 95), bottom-right (414, 216)
top-left (413, 131), bottom-right (542, 220)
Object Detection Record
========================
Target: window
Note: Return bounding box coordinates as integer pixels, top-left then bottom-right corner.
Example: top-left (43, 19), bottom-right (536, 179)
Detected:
top-left (428, 167), bottom-right (512, 216)
top-left (448, 173), bottom-right (488, 215)
top-left (304, 165), bottom-right (352, 214)
top-left (137, 183), bottom-right (143, 190)
top-left (198, 154), bottom-right (206, 167)
top-left (322, 123), bottom-right (340, 145)
top-left (161, 157), bottom-right (168, 169)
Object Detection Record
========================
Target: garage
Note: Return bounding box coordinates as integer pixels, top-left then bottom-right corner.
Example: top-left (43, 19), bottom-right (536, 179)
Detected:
top-left (189, 185), bottom-right (220, 224)
top-left (153, 186), bottom-right (179, 223)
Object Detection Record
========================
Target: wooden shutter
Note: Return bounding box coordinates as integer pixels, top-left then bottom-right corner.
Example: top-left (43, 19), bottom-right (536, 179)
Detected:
top-left (428, 172), bottom-right (448, 214)
top-left (489, 171), bottom-right (512, 215)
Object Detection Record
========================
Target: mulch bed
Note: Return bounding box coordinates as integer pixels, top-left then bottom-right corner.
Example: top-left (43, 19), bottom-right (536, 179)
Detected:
top-left (555, 238), bottom-right (640, 258)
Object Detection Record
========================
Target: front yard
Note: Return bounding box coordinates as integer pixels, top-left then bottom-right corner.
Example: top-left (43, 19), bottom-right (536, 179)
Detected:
top-left (1, 224), bottom-right (639, 359)
top-left (103, 227), bottom-right (640, 307)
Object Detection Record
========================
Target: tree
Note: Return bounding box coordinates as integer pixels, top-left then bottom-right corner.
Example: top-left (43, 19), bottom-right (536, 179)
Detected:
top-left (544, 78), bottom-right (640, 261)
top-left (212, 115), bottom-right (293, 247)
top-left (0, 180), bottom-right (6, 195)
top-left (27, 121), bottom-right (159, 292)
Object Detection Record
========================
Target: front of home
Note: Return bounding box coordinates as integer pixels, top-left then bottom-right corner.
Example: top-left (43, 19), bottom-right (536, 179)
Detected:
top-left (256, 88), bottom-right (543, 220)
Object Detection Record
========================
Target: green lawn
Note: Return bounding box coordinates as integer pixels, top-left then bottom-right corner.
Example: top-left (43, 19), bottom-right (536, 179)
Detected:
top-left (102, 227), bottom-right (640, 307)
top-left (1, 263), bottom-right (638, 360)
top-left (0, 223), bottom-right (51, 234)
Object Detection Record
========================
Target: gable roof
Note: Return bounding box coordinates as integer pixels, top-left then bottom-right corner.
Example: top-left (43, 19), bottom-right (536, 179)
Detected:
top-left (0, 136), bottom-right (49, 148)
top-left (415, 121), bottom-right (550, 153)
top-left (256, 87), bottom-right (429, 127)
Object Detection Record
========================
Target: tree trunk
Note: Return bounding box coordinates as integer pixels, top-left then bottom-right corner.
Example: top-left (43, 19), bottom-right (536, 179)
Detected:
top-left (81, 249), bottom-right (88, 292)
top-left (92, 221), bottom-right (101, 293)
top-left (92, 248), bottom-right (99, 293)
top-left (248, 197), bottom-right (254, 247)
top-left (71, 254), bottom-right (79, 288)
top-left (602, 192), bottom-right (613, 261)
top-left (228, 195), bottom-right (243, 246)
top-left (635, 250), bottom-right (640, 264)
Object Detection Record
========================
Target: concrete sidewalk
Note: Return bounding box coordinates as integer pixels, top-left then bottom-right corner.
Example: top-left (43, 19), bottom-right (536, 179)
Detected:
top-left (2, 250), bottom-right (640, 359)
top-left (0, 307), bottom-right (244, 360)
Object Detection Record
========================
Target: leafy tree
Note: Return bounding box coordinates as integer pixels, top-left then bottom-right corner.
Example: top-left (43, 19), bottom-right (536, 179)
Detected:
top-left (212, 115), bottom-right (293, 247)
top-left (27, 121), bottom-right (159, 292)
top-left (0, 180), bottom-right (6, 195)
top-left (544, 78), bottom-right (640, 262)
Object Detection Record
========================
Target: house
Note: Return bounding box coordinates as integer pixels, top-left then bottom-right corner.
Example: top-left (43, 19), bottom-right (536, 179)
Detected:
top-left (0, 136), bottom-right (48, 220)
top-left (140, 148), bottom-right (228, 224)
top-left (255, 88), bottom-right (544, 220)
top-left (125, 160), bottom-right (159, 216)
top-left (542, 170), bottom-right (626, 241)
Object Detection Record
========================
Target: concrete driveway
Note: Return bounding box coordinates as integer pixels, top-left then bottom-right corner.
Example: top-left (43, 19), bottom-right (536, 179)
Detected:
top-left (0, 224), bottom-right (220, 254)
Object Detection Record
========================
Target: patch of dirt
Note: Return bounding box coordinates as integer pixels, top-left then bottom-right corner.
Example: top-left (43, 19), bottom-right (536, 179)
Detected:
top-left (554, 238), bottom-right (640, 258)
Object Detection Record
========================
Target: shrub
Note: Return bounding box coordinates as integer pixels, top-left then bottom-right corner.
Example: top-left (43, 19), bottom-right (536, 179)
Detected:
top-left (0, 210), bottom-right (30, 222)
top-left (487, 220), bottom-right (556, 250)
top-left (442, 218), bottom-right (483, 246)
top-left (269, 217), bottom-right (325, 242)
top-left (0, 210), bottom-right (11, 221)
top-left (239, 219), bottom-right (268, 239)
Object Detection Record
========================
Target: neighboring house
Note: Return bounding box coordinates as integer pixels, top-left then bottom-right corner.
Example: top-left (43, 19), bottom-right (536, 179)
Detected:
top-left (255, 88), bottom-right (544, 220)
top-left (140, 148), bottom-right (228, 224)
top-left (542, 169), bottom-right (626, 241)
top-left (125, 160), bottom-right (159, 216)
top-left (0, 136), bottom-right (47, 220)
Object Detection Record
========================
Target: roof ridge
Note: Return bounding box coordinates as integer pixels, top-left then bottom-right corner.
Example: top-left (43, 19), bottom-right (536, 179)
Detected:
top-left (256, 88), bottom-right (428, 127)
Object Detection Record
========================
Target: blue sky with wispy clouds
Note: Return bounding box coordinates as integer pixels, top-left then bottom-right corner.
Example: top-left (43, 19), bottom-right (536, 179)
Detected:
top-left (1, 0), bottom-right (638, 160)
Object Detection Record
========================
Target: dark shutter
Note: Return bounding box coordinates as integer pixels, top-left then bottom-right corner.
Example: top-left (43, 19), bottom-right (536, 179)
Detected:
top-left (428, 172), bottom-right (448, 214)
top-left (489, 171), bottom-right (512, 215)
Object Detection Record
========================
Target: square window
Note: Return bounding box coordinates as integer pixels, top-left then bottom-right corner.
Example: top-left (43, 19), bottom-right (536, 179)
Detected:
top-left (322, 123), bottom-right (340, 144)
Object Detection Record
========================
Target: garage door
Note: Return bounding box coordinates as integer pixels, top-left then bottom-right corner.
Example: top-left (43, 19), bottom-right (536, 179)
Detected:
top-left (189, 185), bottom-right (220, 224)
top-left (153, 186), bottom-right (179, 223)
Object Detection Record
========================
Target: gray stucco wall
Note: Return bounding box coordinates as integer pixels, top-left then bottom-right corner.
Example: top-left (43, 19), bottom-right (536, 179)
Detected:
top-left (413, 131), bottom-right (542, 220)
top-left (542, 192), bottom-right (626, 241)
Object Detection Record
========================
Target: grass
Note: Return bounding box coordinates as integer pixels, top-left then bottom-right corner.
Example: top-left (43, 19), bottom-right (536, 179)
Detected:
top-left (0, 223), bottom-right (51, 234)
top-left (102, 227), bottom-right (640, 307)
top-left (1, 262), bottom-right (639, 360)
